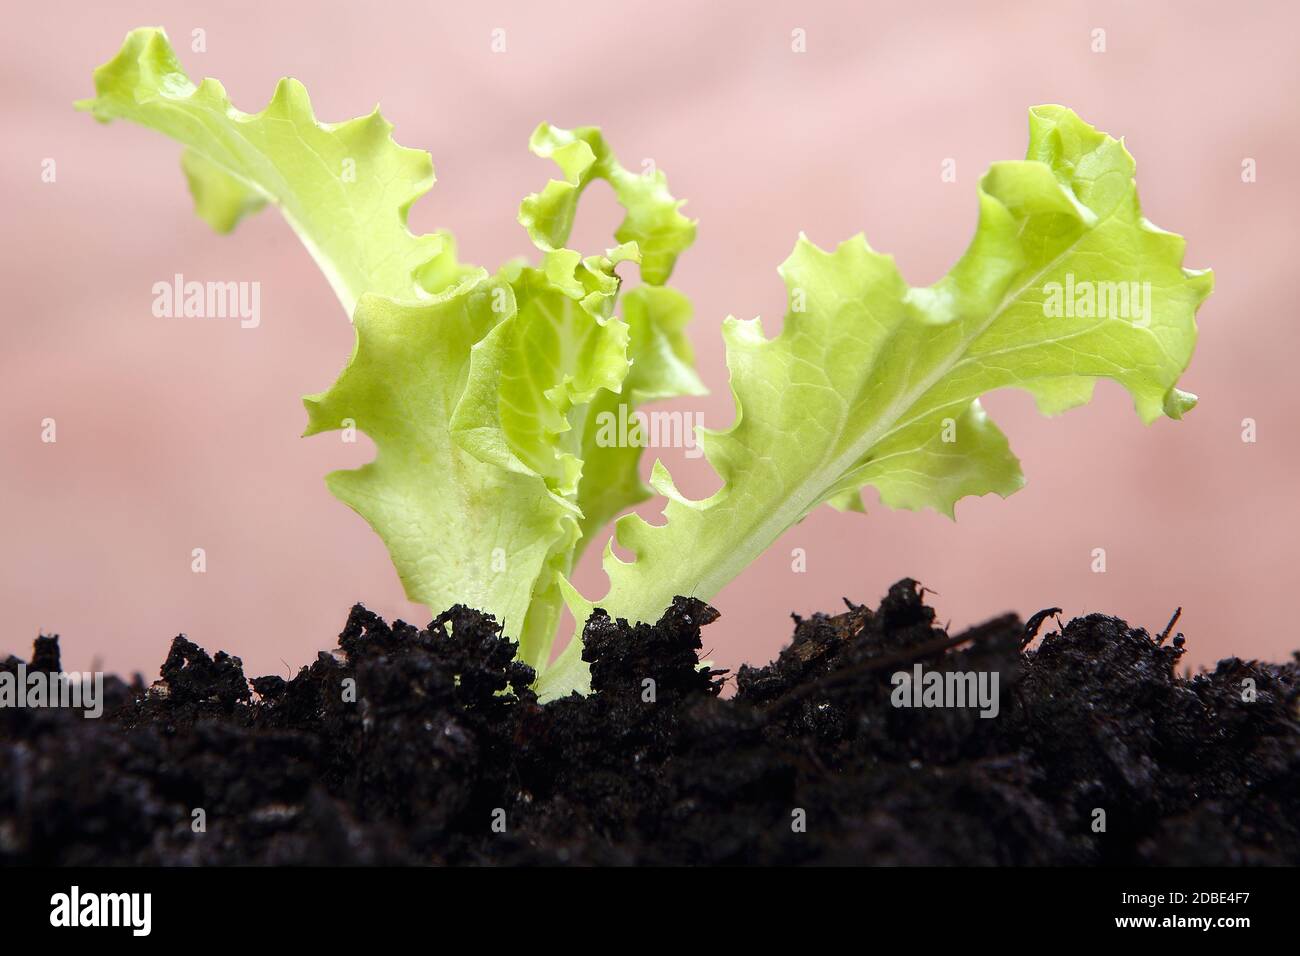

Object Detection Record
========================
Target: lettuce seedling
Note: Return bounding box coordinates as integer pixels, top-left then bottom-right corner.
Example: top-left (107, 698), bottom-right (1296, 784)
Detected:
top-left (80, 28), bottom-right (1212, 700)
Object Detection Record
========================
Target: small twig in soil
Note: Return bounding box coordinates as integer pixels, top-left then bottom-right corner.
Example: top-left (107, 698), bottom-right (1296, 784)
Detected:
top-left (1157, 607), bottom-right (1183, 644)
top-left (1022, 607), bottom-right (1063, 648)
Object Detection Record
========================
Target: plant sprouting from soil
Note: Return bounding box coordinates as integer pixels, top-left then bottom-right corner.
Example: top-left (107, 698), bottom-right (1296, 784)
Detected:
top-left (79, 27), bottom-right (1212, 699)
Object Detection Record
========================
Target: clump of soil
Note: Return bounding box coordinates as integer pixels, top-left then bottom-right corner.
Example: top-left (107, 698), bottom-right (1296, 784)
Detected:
top-left (2, 580), bottom-right (1297, 865)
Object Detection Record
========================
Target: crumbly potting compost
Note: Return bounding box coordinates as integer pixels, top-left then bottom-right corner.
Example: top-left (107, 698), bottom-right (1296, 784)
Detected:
top-left (2, 580), bottom-right (1296, 865)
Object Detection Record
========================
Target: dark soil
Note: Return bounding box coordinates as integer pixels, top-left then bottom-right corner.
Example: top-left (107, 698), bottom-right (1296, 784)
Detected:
top-left (2, 580), bottom-right (1297, 865)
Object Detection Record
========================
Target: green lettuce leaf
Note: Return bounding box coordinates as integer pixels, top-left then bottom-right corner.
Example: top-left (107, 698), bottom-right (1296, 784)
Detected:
top-left (445, 127), bottom-right (703, 666)
top-left (446, 256), bottom-right (630, 668)
top-left (76, 26), bottom-right (456, 315)
top-left (539, 106), bottom-right (1211, 699)
top-left (512, 123), bottom-right (705, 553)
top-left (451, 255), bottom-right (633, 499)
top-left (575, 284), bottom-right (706, 544)
top-left (302, 276), bottom-right (578, 645)
top-left (519, 123), bottom-right (697, 286)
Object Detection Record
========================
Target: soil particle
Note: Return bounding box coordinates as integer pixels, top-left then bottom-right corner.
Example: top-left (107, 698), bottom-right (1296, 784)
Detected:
top-left (2, 580), bottom-right (1296, 865)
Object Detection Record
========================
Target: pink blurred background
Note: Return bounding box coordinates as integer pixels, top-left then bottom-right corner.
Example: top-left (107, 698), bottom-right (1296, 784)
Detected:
top-left (3, 0), bottom-right (1297, 683)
